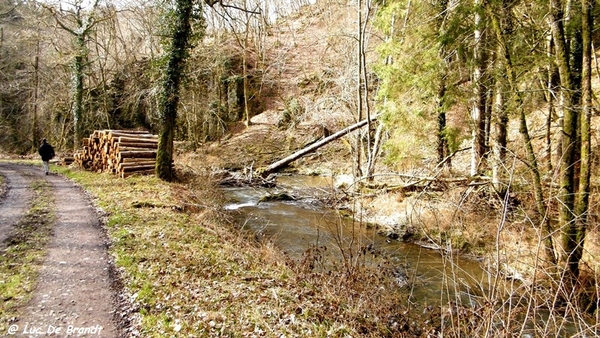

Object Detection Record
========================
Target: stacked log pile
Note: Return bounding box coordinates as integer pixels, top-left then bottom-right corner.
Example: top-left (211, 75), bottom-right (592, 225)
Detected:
top-left (74, 130), bottom-right (159, 178)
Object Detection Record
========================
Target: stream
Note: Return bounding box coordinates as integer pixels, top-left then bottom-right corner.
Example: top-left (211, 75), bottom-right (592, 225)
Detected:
top-left (222, 175), bottom-right (490, 306)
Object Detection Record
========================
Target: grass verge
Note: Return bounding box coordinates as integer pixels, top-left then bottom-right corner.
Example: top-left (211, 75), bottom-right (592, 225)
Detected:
top-left (0, 177), bottom-right (55, 333)
top-left (53, 165), bottom-right (418, 337)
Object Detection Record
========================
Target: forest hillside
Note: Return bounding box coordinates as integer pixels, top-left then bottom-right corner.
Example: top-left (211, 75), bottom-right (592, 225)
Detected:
top-left (1, 0), bottom-right (600, 335)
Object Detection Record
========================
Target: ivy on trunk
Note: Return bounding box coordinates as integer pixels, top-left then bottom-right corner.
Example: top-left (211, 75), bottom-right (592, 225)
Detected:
top-left (156, 0), bottom-right (195, 181)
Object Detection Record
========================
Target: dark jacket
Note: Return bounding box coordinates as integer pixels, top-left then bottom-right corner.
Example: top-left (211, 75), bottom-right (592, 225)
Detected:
top-left (38, 142), bottom-right (55, 161)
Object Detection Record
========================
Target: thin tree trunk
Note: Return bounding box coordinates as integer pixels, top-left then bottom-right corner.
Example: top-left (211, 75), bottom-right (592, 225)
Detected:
top-left (492, 1), bottom-right (511, 191)
top-left (549, 0), bottom-right (580, 277)
top-left (48, 1), bottom-right (101, 150)
top-left (545, 31), bottom-right (558, 173)
top-left (492, 78), bottom-right (507, 191)
top-left (242, 2), bottom-right (251, 127)
top-left (572, 0), bottom-right (592, 278)
top-left (362, 0), bottom-right (378, 180)
top-left (471, 0), bottom-right (487, 176)
top-left (72, 34), bottom-right (85, 150)
top-left (436, 0), bottom-right (450, 167)
top-left (354, 0), bottom-right (364, 179)
top-left (32, 41), bottom-right (40, 150)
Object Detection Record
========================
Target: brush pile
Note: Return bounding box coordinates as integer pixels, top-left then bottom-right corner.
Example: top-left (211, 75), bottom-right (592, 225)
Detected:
top-left (74, 130), bottom-right (158, 178)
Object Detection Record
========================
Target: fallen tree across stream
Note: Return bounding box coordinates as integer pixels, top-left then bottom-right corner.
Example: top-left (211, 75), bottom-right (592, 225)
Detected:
top-left (259, 115), bottom-right (379, 177)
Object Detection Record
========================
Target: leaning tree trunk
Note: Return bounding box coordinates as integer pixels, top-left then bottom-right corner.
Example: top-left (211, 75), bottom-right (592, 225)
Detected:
top-left (156, 0), bottom-right (194, 181)
top-left (261, 115), bottom-right (378, 177)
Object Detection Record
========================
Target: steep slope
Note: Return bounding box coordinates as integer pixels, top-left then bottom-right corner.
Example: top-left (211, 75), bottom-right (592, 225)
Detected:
top-left (198, 0), bottom-right (381, 174)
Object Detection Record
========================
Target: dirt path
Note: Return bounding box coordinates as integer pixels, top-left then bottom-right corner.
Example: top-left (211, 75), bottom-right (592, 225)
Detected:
top-left (0, 163), bottom-right (121, 337)
top-left (0, 166), bottom-right (33, 249)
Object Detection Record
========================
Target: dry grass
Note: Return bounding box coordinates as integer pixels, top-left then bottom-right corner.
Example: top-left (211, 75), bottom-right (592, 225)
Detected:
top-left (55, 165), bottom-right (426, 337)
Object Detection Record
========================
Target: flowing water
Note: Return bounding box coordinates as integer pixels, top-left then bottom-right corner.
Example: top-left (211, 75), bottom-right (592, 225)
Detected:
top-left (223, 175), bottom-right (490, 305)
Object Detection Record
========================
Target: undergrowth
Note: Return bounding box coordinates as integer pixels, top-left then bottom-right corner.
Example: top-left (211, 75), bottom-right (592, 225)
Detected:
top-left (51, 163), bottom-right (599, 337)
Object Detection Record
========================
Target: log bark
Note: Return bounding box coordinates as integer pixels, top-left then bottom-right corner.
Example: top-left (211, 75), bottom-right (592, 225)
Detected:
top-left (108, 131), bottom-right (155, 139)
top-left (115, 142), bottom-right (158, 149)
top-left (119, 164), bottom-right (156, 172)
top-left (118, 151), bottom-right (157, 160)
top-left (260, 115), bottom-right (378, 177)
top-left (116, 136), bottom-right (158, 144)
top-left (121, 158), bottom-right (158, 164)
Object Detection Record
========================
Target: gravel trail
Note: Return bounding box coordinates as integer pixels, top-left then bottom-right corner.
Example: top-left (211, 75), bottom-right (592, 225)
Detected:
top-left (0, 163), bottom-right (121, 338)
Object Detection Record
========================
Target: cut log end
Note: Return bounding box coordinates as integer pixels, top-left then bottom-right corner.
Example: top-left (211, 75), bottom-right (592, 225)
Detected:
top-left (75, 129), bottom-right (159, 178)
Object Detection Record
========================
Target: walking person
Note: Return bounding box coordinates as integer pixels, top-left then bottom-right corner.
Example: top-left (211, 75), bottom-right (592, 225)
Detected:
top-left (38, 138), bottom-right (55, 175)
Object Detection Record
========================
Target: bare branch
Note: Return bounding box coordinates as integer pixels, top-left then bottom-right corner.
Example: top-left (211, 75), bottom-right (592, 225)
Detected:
top-left (205, 0), bottom-right (261, 15)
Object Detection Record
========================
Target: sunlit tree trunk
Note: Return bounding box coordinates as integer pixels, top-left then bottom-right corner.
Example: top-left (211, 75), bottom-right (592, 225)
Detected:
top-left (354, 0), bottom-right (364, 179)
top-left (491, 1), bottom-right (510, 190)
top-left (242, 0), bottom-right (251, 127)
top-left (470, 0), bottom-right (487, 176)
top-left (362, 0), bottom-right (379, 180)
top-left (491, 78), bottom-right (507, 190)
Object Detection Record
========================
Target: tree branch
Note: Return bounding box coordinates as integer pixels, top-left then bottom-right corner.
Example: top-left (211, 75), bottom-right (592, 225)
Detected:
top-left (205, 0), bottom-right (261, 15)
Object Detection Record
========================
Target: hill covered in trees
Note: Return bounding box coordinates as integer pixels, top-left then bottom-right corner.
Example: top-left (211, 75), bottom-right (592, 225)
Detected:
top-left (2, 0), bottom-right (600, 335)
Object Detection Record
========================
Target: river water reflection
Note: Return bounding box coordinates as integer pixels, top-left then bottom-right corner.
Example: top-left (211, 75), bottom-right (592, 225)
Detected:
top-left (223, 175), bottom-right (490, 305)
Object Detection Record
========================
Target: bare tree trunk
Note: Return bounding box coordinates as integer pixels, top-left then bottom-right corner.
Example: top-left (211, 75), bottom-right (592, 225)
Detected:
top-left (242, 0), bottom-right (251, 127)
top-left (32, 41), bottom-right (40, 150)
top-left (491, 1), bottom-right (510, 190)
top-left (354, 0), bottom-right (364, 179)
top-left (572, 0), bottom-right (592, 278)
top-left (546, 32), bottom-right (556, 173)
top-left (491, 78), bottom-right (507, 190)
top-left (361, 0), bottom-right (379, 180)
top-left (72, 34), bottom-right (85, 149)
top-left (471, 0), bottom-right (487, 176)
top-left (435, 0), bottom-right (450, 167)
top-left (45, 0), bottom-right (101, 149)
top-left (549, 0), bottom-right (580, 277)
